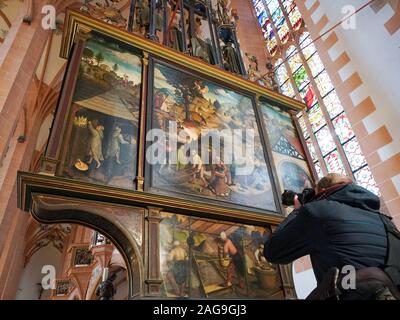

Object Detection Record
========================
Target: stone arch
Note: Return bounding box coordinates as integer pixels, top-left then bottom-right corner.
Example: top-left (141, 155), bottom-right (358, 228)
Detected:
top-left (30, 194), bottom-right (144, 300)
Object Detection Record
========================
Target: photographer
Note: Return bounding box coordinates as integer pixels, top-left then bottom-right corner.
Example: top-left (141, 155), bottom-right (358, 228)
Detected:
top-left (264, 173), bottom-right (400, 300)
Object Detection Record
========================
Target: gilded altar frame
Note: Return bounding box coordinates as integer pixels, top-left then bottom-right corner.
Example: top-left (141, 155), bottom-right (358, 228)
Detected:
top-left (17, 8), bottom-right (316, 300)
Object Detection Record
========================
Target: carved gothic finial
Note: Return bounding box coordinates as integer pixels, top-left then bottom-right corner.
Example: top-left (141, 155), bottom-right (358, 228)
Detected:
top-left (266, 58), bottom-right (279, 92)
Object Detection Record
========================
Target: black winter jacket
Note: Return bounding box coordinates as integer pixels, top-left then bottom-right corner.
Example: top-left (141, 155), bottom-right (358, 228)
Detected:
top-left (264, 184), bottom-right (389, 284)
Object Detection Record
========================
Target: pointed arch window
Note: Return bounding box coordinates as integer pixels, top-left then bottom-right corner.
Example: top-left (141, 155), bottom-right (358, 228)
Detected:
top-left (252, 0), bottom-right (380, 195)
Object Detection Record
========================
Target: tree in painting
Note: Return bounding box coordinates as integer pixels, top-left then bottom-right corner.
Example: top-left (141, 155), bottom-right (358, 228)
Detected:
top-left (151, 64), bottom-right (277, 212)
top-left (62, 35), bottom-right (142, 190)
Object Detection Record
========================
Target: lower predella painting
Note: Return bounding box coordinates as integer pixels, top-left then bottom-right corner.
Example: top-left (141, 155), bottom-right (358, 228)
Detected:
top-left (150, 63), bottom-right (277, 212)
top-left (259, 100), bottom-right (313, 194)
top-left (61, 34), bottom-right (142, 189)
top-left (160, 213), bottom-right (283, 299)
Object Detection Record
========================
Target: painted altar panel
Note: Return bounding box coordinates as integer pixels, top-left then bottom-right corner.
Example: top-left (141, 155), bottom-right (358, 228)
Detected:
top-left (258, 100), bottom-right (313, 194)
top-left (149, 62), bottom-right (278, 213)
top-left (59, 34), bottom-right (142, 190)
top-left (159, 212), bottom-right (283, 299)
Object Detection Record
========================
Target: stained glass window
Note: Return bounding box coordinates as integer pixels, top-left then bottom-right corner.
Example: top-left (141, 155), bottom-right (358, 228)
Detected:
top-left (255, 1), bottom-right (265, 16)
top-left (314, 71), bottom-right (334, 97)
top-left (306, 139), bottom-right (317, 162)
top-left (343, 138), bottom-right (367, 171)
top-left (268, 0), bottom-right (280, 14)
top-left (281, 0), bottom-right (295, 13)
top-left (298, 116), bottom-right (310, 139)
top-left (253, 0), bottom-right (380, 195)
top-left (288, 6), bottom-right (303, 30)
top-left (266, 36), bottom-right (278, 56)
top-left (275, 59), bottom-right (289, 84)
top-left (333, 113), bottom-right (355, 143)
top-left (278, 22), bottom-right (290, 43)
top-left (308, 53), bottom-right (324, 77)
top-left (300, 36), bottom-right (317, 60)
top-left (325, 151), bottom-right (346, 175)
top-left (299, 85), bottom-right (316, 108)
top-left (272, 9), bottom-right (284, 25)
top-left (299, 31), bottom-right (310, 44)
top-left (308, 104), bottom-right (326, 132)
top-left (354, 167), bottom-right (380, 195)
top-left (287, 44), bottom-right (297, 57)
top-left (293, 66), bottom-right (310, 90)
top-left (314, 162), bottom-right (324, 179)
top-left (288, 51), bottom-right (302, 73)
top-left (315, 126), bottom-right (336, 156)
top-left (324, 90), bottom-right (344, 118)
top-left (280, 80), bottom-right (295, 97)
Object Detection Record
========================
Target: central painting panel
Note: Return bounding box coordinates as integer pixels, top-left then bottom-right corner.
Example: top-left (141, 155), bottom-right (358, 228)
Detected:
top-left (149, 63), bottom-right (277, 213)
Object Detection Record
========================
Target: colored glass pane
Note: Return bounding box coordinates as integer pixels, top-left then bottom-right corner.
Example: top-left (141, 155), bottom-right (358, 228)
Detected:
top-left (278, 22), bottom-right (290, 44)
top-left (304, 85), bottom-right (317, 108)
top-left (282, 0), bottom-right (295, 12)
top-left (262, 21), bottom-right (274, 40)
top-left (266, 36), bottom-right (278, 56)
top-left (299, 34), bottom-right (316, 59)
top-left (333, 113), bottom-right (355, 143)
top-left (293, 65), bottom-right (310, 90)
top-left (308, 53), bottom-right (324, 77)
top-left (314, 162), bottom-right (324, 179)
top-left (308, 104), bottom-right (326, 132)
top-left (343, 138), bottom-right (367, 171)
top-left (288, 52), bottom-right (302, 73)
top-left (299, 32), bottom-right (310, 44)
top-left (275, 14), bottom-right (285, 28)
top-left (258, 10), bottom-right (268, 26)
top-left (280, 80), bottom-right (295, 97)
top-left (286, 45), bottom-right (296, 57)
top-left (298, 116), bottom-right (310, 139)
top-left (324, 150), bottom-right (346, 174)
top-left (306, 138), bottom-right (317, 162)
top-left (315, 70), bottom-right (334, 96)
top-left (275, 59), bottom-right (288, 84)
top-left (354, 167), bottom-right (380, 196)
top-left (323, 90), bottom-right (344, 118)
top-left (271, 7), bottom-right (283, 24)
top-left (289, 6), bottom-right (303, 30)
top-left (299, 84), bottom-right (316, 108)
top-left (254, 1), bottom-right (265, 16)
top-left (315, 126), bottom-right (335, 156)
top-left (267, 0), bottom-right (280, 16)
